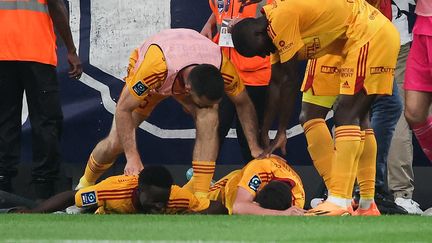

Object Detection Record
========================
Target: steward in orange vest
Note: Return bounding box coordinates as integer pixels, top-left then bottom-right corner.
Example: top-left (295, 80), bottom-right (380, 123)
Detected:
top-left (0, 0), bottom-right (82, 199)
top-left (201, 0), bottom-right (273, 162)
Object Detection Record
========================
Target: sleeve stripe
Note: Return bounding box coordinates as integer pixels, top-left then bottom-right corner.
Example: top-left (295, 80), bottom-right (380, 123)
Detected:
top-left (98, 196), bottom-right (132, 200)
top-left (97, 189), bottom-right (134, 193)
top-left (98, 192), bottom-right (133, 197)
top-left (143, 71), bottom-right (168, 81)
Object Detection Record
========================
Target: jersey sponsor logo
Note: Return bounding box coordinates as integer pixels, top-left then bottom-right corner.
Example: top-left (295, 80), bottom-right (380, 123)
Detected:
top-left (370, 67), bottom-right (395, 75)
top-left (278, 41), bottom-right (294, 55)
top-left (279, 40), bottom-right (286, 47)
top-left (81, 191), bottom-right (97, 206)
top-left (306, 38), bottom-right (321, 58)
top-left (342, 81), bottom-right (350, 89)
top-left (248, 175), bottom-right (262, 192)
top-left (321, 66), bottom-right (338, 74)
top-left (132, 81), bottom-right (149, 96)
top-left (340, 68), bottom-right (354, 78)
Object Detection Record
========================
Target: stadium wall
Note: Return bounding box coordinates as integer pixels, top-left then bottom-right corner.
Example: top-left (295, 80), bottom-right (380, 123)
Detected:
top-left (14, 0), bottom-right (431, 208)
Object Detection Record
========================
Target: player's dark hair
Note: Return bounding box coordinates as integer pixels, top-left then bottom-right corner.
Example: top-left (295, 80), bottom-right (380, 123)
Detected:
top-left (254, 180), bottom-right (293, 210)
top-left (189, 64), bottom-right (224, 101)
top-left (138, 165), bottom-right (173, 189)
top-left (231, 18), bottom-right (260, 57)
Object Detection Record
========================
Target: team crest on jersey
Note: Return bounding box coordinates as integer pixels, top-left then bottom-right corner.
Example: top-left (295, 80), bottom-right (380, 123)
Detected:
top-left (132, 81), bottom-right (149, 96)
top-left (81, 191), bottom-right (97, 206)
top-left (248, 175), bottom-right (262, 192)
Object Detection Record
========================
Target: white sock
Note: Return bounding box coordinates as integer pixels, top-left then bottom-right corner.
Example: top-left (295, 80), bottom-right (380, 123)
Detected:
top-left (359, 198), bottom-right (373, 209)
top-left (327, 196), bottom-right (348, 208)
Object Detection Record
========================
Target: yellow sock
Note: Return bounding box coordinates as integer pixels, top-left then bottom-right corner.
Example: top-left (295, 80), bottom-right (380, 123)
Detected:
top-left (78, 154), bottom-right (114, 189)
top-left (182, 177), bottom-right (194, 192)
top-left (303, 118), bottom-right (334, 189)
top-left (357, 129), bottom-right (377, 199)
top-left (330, 126), bottom-right (361, 199)
top-left (191, 161), bottom-right (215, 198)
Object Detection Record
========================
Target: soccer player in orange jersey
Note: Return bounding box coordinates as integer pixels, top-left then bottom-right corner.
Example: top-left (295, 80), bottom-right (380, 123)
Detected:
top-left (75, 29), bottom-right (263, 200)
top-left (206, 155), bottom-right (305, 215)
top-left (231, 0), bottom-right (399, 215)
top-left (8, 166), bottom-right (226, 214)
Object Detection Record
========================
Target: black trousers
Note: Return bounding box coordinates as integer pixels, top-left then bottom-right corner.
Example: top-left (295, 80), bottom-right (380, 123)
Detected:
top-left (218, 85), bottom-right (268, 163)
top-left (0, 61), bottom-right (62, 192)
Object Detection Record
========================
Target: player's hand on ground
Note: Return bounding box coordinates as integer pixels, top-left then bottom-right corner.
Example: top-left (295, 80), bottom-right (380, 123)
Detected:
top-left (68, 51), bottom-right (83, 79)
top-left (238, 0), bottom-right (263, 6)
top-left (123, 160), bottom-right (144, 176)
top-left (282, 206), bottom-right (305, 216)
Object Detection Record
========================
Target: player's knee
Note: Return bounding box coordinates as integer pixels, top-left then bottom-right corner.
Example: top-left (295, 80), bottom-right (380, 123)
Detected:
top-left (103, 136), bottom-right (123, 155)
top-left (404, 108), bottom-right (427, 126)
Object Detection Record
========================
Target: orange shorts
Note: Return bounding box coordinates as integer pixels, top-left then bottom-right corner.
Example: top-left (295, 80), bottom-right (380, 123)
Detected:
top-left (301, 21), bottom-right (400, 96)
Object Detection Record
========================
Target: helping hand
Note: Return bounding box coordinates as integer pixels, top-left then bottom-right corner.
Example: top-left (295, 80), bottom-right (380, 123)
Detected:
top-left (258, 130), bottom-right (287, 158)
top-left (123, 159), bottom-right (144, 176)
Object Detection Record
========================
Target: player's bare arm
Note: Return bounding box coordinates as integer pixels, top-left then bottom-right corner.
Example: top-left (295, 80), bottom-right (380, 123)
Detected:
top-left (47, 0), bottom-right (82, 79)
top-left (228, 90), bottom-right (263, 158)
top-left (201, 13), bottom-right (216, 39)
top-left (232, 187), bottom-right (304, 215)
top-left (260, 59), bottom-right (299, 157)
top-left (11, 191), bottom-right (77, 213)
top-left (115, 88), bottom-right (145, 175)
top-left (193, 104), bottom-right (220, 162)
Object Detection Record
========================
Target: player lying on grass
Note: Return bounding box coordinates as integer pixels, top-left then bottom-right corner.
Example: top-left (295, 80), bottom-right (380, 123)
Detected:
top-left (6, 166), bottom-right (227, 214)
top-left (185, 155), bottom-right (306, 216)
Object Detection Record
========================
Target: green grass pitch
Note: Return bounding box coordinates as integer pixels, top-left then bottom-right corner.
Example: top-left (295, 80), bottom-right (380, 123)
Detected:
top-left (1, 214), bottom-right (431, 242)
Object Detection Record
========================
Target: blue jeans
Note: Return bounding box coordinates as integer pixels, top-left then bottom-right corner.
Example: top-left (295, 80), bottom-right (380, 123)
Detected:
top-left (371, 79), bottom-right (403, 191)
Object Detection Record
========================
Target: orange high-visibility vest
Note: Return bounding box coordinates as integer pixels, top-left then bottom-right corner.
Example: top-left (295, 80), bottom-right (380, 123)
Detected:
top-left (209, 0), bottom-right (273, 86)
top-left (0, 0), bottom-right (57, 66)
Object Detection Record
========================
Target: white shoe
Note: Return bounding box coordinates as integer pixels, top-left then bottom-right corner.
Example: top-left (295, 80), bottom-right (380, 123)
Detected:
top-left (65, 205), bottom-right (86, 214)
top-left (394, 197), bottom-right (423, 215)
top-left (422, 207), bottom-right (432, 216)
top-left (310, 198), bottom-right (325, 208)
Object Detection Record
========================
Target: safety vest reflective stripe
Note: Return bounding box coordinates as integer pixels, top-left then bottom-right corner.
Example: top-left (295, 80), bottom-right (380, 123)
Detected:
top-left (0, 0), bottom-right (48, 14)
top-left (214, 1), bottom-right (270, 33)
top-left (255, 1), bottom-right (267, 17)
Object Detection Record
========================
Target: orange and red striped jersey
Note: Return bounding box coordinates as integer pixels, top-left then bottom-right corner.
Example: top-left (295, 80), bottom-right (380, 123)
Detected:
top-left (75, 175), bottom-right (210, 214)
top-left (264, 0), bottom-right (389, 63)
top-left (125, 44), bottom-right (244, 101)
top-left (75, 175), bottom-right (139, 214)
top-left (165, 185), bottom-right (210, 214)
top-left (208, 155), bottom-right (305, 214)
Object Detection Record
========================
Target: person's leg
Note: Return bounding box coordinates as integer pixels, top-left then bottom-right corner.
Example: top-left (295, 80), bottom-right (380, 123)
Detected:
top-left (330, 92), bottom-right (377, 205)
top-left (299, 56), bottom-right (340, 192)
top-left (387, 43), bottom-right (421, 213)
top-left (216, 93), bottom-right (237, 159)
top-left (299, 92), bottom-right (334, 189)
top-left (370, 80), bottom-right (403, 192)
top-left (235, 85), bottom-right (267, 162)
top-left (23, 62), bottom-right (62, 199)
top-left (0, 61), bottom-right (23, 192)
top-left (405, 90), bottom-right (432, 161)
top-left (76, 94), bottom-right (166, 189)
top-left (404, 33), bottom-right (432, 162)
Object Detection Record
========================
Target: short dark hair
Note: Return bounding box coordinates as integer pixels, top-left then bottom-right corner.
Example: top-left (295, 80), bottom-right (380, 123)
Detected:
top-left (138, 165), bottom-right (173, 190)
top-left (231, 18), bottom-right (259, 57)
top-left (189, 64), bottom-right (224, 101)
top-left (254, 180), bottom-right (293, 210)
